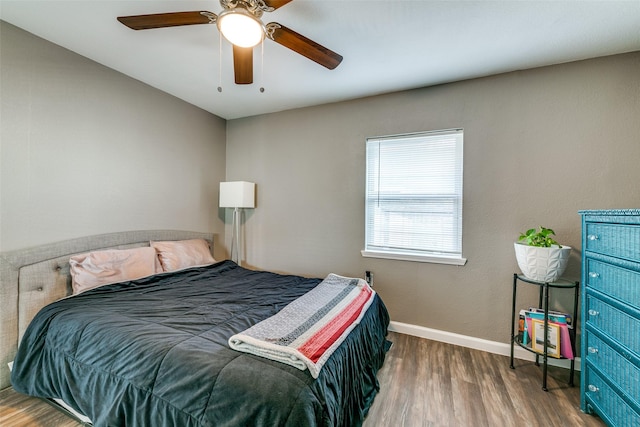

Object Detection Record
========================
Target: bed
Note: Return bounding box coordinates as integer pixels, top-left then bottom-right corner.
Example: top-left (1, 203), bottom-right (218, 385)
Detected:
top-left (0, 230), bottom-right (390, 426)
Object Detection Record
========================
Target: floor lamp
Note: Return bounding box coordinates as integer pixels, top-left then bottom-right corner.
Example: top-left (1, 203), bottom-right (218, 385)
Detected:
top-left (219, 181), bottom-right (255, 266)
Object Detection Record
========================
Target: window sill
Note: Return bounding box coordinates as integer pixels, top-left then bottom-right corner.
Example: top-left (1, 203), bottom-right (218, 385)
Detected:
top-left (361, 250), bottom-right (467, 266)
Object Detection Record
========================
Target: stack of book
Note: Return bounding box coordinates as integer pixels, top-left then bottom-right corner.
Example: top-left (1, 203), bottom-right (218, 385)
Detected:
top-left (518, 307), bottom-right (573, 359)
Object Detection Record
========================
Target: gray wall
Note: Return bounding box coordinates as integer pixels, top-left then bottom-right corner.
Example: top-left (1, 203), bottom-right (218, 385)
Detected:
top-left (0, 22), bottom-right (227, 258)
top-left (226, 51), bottom-right (640, 343)
top-left (3, 18), bottom-right (639, 346)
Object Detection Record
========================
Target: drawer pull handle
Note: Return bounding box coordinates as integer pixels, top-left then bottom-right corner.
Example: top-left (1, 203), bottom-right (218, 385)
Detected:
top-left (587, 234), bottom-right (599, 241)
top-left (588, 347), bottom-right (599, 354)
top-left (588, 384), bottom-right (599, 393)
top-left (588, 272), bottom-right (599, 278)
top-left (588, 309), bottom-right (600, 316)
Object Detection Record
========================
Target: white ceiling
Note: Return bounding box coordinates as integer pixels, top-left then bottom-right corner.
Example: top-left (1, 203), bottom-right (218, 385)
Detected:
top-left (1, 1), bottom-right (639, 120)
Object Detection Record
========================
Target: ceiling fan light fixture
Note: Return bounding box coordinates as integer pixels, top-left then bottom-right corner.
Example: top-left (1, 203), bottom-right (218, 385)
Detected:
top-left (217, 8), bottom-right (264, 48)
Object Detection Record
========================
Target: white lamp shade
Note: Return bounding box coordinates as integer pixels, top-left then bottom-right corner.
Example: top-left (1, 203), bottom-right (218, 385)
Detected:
top-left (219, 181), bottom-right (255, 208)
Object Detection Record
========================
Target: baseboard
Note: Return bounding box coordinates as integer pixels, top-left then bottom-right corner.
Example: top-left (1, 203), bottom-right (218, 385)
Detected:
top-left (388, 321), bottom-right (581, 371)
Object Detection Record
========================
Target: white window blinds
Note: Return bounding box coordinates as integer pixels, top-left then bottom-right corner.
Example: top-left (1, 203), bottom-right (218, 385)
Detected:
top-left (363, 129), bottom-right (465, 265)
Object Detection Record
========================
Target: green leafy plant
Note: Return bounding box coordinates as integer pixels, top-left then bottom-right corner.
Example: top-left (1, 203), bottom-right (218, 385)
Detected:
top-left (518, 226), bottom-right (561, 247)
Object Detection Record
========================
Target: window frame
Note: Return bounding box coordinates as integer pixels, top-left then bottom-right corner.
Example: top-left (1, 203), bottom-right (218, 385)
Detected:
top-left (361, 128), bottom-right (466, 265)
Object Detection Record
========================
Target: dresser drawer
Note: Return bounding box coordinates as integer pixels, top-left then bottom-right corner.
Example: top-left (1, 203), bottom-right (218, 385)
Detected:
top-left (586, 259), bottom-right (640, 307)
top-left (585, 223), bottom-right (640, 262)
top-left (586, 296), bottom-right (640, 357)
top-left (586, 332), bottom-right (640, 407)
top-left (584, 366), bottom-right (640, 426)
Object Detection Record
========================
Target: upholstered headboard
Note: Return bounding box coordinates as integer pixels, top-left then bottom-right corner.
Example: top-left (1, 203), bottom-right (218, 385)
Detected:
top-left (0, 230), bottom-right (214, 390)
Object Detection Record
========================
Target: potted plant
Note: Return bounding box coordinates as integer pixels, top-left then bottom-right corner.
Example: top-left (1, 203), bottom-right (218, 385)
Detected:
top-left (514, 226), bottom-right (571, 283)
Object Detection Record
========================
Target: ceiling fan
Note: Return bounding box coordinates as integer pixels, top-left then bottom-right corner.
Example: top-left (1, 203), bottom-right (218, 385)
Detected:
top-left (117, 0), bottom-right (343, 85)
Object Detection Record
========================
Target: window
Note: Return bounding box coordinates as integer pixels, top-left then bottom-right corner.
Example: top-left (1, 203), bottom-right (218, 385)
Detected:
top-left (362, 129), bottom-right (466, 265)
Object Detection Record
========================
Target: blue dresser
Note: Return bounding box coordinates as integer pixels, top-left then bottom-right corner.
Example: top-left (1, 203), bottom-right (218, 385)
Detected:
top-left (580, 209), bottom-right (640, 425)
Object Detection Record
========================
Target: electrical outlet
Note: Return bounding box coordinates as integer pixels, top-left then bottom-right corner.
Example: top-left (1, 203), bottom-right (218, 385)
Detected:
top-left (365, 271), bottom-right (373, 287)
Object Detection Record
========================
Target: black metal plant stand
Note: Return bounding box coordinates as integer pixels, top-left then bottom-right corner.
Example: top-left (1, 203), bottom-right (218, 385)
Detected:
top-left (509, 273), bottom-right (579, 391)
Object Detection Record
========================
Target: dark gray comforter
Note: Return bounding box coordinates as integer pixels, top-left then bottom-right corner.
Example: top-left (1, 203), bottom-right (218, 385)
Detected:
top-left (11, 260), bottom-right (390, 426)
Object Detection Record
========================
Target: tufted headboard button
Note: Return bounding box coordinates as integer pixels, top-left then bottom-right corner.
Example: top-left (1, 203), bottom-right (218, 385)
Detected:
top-left (37, 287), bottom-right (43, 292)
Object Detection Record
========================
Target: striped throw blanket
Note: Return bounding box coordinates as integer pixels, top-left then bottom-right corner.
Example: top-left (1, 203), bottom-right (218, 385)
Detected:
top-left (228, 274), bottom-right (375, 378)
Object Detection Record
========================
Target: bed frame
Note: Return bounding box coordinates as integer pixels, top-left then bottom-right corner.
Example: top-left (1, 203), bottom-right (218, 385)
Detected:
top-left (0, 230), bottom-right (214, 390)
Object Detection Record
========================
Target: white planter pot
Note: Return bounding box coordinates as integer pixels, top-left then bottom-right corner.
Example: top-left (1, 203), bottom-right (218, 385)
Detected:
top-left (514, 243), bottom-right (572, 283)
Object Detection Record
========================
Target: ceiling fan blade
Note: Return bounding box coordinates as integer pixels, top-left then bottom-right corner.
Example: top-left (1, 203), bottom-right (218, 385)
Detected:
top-left (117, 11), bottom-right (216, 30)
top-left (263, 0), bottom-right (295, 10)
top-left (266, 23), bottom-right (343, 70)
top-left (233, 45), bottom-right (253, 85)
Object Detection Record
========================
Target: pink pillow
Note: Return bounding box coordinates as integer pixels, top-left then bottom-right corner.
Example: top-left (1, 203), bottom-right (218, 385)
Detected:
top-left (69, 247), bottom-right (161, 295)
top-left (151, 239), bottom-right (215, 272)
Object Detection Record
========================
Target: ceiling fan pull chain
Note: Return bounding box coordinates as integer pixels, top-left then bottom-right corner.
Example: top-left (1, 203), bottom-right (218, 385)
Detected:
top-left (259, 41), bottom-right (265, 93)
top-left (218, 32), bottom-right (223, 93)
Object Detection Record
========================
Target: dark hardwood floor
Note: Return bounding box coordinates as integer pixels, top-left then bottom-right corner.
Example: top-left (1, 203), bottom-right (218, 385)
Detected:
top-left (0, 332), bottom-right (603, 427)
top-left (0, 389), bottom-right (83, 427)
top-left (364, 332), bottom-right (603, 427)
